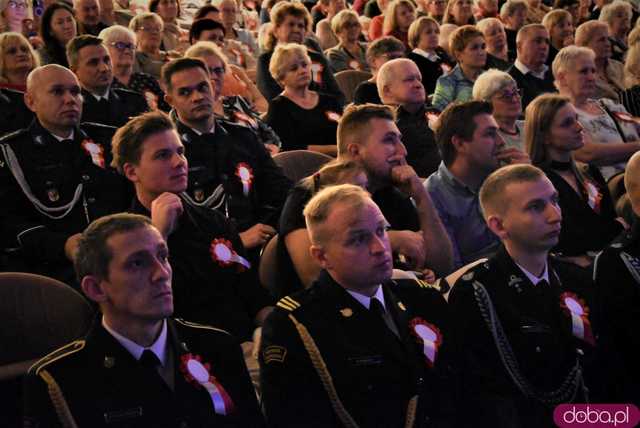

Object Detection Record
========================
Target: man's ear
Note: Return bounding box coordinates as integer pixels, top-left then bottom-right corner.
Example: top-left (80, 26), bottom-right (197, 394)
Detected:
top-left (486, 214), bottom-right (509, 240)
top-left (346, 141), bottom-right (362, 159)
top-left (123, 162), bottom-right (138, 183)
top-left (451, 134), bottom-right (466, 155)
top-left (310, 244), bottom-right (330, 269)
top-left (81, 275), bottom-right (108, 304)
top-left (24, 91), bottom-right (36, 113)
top-left (164, 91), bottom-right (174, 109)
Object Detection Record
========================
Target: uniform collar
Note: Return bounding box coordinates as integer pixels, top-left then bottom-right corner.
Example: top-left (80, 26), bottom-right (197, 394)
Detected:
top-left (514, 261), bottom-right (549, 286)
top-left (102, 317), bottom-right (169, 367)
top-left (412, 48), bottom-right (440, 62)
top-left (346, 285), bottom-right (386, 310)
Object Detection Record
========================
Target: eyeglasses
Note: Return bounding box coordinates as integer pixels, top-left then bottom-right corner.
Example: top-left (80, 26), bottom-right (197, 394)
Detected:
top-left (139, 26), bottom-right (162, 34)
top-left (8, 0), bottom-right (28, 9)
top-left (343, 21), bottom-right (360, 28)
top-left (208, 66), bottom-right (226, 76)
top-left (110, 41), bottom-right (135, 51)
top-left (496, 88), bottom-right (521, 101)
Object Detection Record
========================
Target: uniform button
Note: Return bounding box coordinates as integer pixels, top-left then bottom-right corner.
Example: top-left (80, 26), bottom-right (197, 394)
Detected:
top-left (535, 346), bottom-right (541, 353)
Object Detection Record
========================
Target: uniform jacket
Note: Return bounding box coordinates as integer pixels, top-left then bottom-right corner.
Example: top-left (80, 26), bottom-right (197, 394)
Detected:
top-left (260, 270), bottom-right (454, 427)
top-left (0, 120), bottom-right (130, 283)
top-left (23, 318), bottom-right (265, 428)
top-left (593, 223), bottom-right (640, 404)
top-left (0, 88), bottom-right (34, 137)
top-left (80, 86), bottom-right (149, 127)
top-left (448, 246), bottom-right (596, 427)
top-left (175, 118), bottom-right (291, 232)
top-left (130, 195), bottom-right (274, 342)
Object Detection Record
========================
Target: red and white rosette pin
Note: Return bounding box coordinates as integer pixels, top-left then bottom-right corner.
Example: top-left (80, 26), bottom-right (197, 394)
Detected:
top-left (235, 162), bottom-right (253, 196)
top-left (180, 353), bottom-right (235, 415)
top-left (81, 139), bottom-right (105, 168)
top-left (560, 292), bottom-right (595, 346)
top-left (410, 317), bottom-right (443, 367)
top-left (325, 111), bottom-right (341, 122)
top-left (210, 238), bottom-right (251, 270)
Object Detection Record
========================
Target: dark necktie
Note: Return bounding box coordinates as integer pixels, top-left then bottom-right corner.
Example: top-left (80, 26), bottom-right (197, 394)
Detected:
top-left (139, 349), bottom-right (160, 371)
top-left (537, 279), bottom-right (550, 288)
top-left (370, 297), bottom-right (400, 338)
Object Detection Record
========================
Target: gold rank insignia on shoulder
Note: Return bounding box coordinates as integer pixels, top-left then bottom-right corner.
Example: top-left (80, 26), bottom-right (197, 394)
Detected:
top-left (276, 296), bottom-right (301, 312)
top-left (340, 307), bottom-right (353, 317)
top-left (397, 302), bottom-right (406, 311)
top-left (461, 271), bottom-right (474, 281)
top-left (263, 345), bottom-right (287, 364)
top-left (103, 356), bottom-right (115, 368)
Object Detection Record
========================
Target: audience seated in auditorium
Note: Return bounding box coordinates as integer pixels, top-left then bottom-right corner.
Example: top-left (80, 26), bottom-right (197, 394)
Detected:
top-left (600, 0), bottom-right (631, 62)
top-left (148, 0), bottom-right (187, 53)
top-left (476, 17), bottom-right (509, 70)
top-left (383, 0), bottom-right (416, 49)
top-left (542, 8), bottom-right (574, 65)
top-left (473, 0), bottom-right (498, 21)
top-left (443, 0), bottom-right (475, 26)
top-left (315, 0), bottom-right (346, 50)
top-left (212, 0), bottom-right (259, 54)
top-left (38, 2), bottom-right (78, 68)
top-left (621, 29), bottom-right (640, 116)
top-left (553, 45), bottom-right (640, 180)
top-left (525, 93), bottom-right (624, 267)
top-left (525, 0), bottom-right (551, 24)
top-left (474, 69), bottom-right (526, 151)
top-left (0, 32), bottom-right (39, 92)
top-left (325, 9), bottom-right (370, 73)
top-left (73, 0), bottom-right (107, 36)
top-left (420, 0), bottom-right (446, 23)
top-left (264, 43), bottom-right (342, 155)
top-left (500, 0), bottom-right (527, 60)
top-left (425, 100), bottom-right (529, 269)
top-left (129, 12), bottom-right (169, 80)
top-left (406, 17), bottom-right (447, 94)
top-left (432, 25), bottom-right (486, 111)
top-left (378, 58), bottom-right (440, 177)
top-left (353, 35), bottom-right (404, 104)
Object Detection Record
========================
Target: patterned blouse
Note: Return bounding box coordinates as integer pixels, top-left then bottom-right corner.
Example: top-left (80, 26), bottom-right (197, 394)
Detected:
top-left (431, 64), bottom-right (475, 112)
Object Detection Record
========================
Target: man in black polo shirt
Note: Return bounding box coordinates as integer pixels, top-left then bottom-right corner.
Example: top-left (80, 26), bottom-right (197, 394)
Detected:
top-left (507, 24), bottom-right (557, 109)
top-left (377, 58), bottom-right (441, 178)
top-left (337, 103), bottom-right (453, 276)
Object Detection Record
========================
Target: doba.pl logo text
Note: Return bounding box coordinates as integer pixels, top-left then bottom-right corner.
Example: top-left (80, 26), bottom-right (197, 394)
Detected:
top-left (554, 404), bottom-right (640, 427)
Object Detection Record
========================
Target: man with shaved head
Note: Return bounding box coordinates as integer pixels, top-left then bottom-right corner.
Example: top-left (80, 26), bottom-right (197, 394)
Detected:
top-left (449, 164), bottom-right (596, 426)
top-left (0, 64), bottom-right (129, 284)
top-left (593, 153), bottom-right (640, 404)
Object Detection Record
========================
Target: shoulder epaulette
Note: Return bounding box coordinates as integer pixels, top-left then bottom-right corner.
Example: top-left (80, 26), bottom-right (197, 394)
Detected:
top-left (29, 340), bottom-right (86, 375)
top-left (174, 318), bottom-right (231, 336)
top-left (416, 278), bottom-right (450, 294)
top-left (0, 128), bottom-right (28, 143)
top-left (276, 296), bottom-right (301, 312)
top-left (113, 87), bottom-right (144, 97)
top-left (80, 122), bottom-right (117, 131)
top-left (620, 251), bottom-right (640, 285)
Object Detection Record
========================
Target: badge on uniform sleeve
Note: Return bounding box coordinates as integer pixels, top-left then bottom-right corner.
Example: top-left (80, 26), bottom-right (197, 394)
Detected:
top-left (263, 345), bottom-right (287, 364)
top-left (410, 317), bottom-right (442, 367)
top-left (235, 163), bottom-right (253, 196)
top-left (180, 353), bottom-right (235, 415)
top-left (81, 139), bottom-right (105, 168)
top-left (210, 238), bottom-right (251, 270)
top-left (194, 188), bottom-right (205, 202)
top-left (325, 111), bottom-right (341, 122)
top-left (560, 292), bottom-right (595, 346)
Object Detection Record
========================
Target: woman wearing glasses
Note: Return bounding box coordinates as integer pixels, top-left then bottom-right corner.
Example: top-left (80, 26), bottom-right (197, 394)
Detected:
top-left (473, 69), bottom-right (525, 151)
top-left (0, 0), bottom-right (28, 33)
top-left (99, 25), bottom-right (170, 111)
top-left (128, 12), bottom-right (169, 80)
top-left (325, 9), bottom-right (369, 73)
top-left (0, 32), bottom-right (39, 92)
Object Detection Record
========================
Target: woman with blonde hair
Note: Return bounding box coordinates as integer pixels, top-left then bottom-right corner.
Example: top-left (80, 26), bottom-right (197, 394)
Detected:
top-left (0, 32), bottom-right (39, 91)
top-left (443, 0), bottom-right (474, 25)
top-left (407, 16), bottom-right (446, 93)
top-left (264, 43), bottom-right (342, 154)
top-left (129, 12), bottom-right (169, 80)
top-left (599, 0), bottom-right (632, 62)
top-left (476, 17), bottom-right (509, 69)
top-left (382, 0), bottom-right (416, 49)
top-left (525, 93), bottom-right (623, 266)
top-left (0, 0), bottom-right (28, 33)
top-left (325, 9), bottom-right (369, 72)
top-left (500, 0), bottom-right (527, 60)
top-left (542, 9), bottom-right (574, 65)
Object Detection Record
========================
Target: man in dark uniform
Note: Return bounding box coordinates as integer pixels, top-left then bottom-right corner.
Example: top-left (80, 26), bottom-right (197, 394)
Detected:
top-left (448, 164), bottom-right (595, 427)
top-left (111, 111), bottom-right (274, 367)
top-left (161, 57), bottom-right (292, 254)
top-left (0, 64), bottom-right (130, 284)
top-left (260, 184), bottom-right (454, 427)
top-left (337, 103), bottom-right (453, 276)
top-left (67, 35), bottom-right (148, 127)
top-left (23, 213), bottom-right (265, 428)
top-left (377, 58), bottom-right (441, 178)
top-left (593, 151), bottom-right (640, 405)
top-left (0, 87), bottom-right (34, 137)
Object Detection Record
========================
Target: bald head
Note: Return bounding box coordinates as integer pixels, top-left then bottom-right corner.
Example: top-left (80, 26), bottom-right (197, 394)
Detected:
top-left (377, 58), bottom-right (425, 106)
top-left (625, 152), bottom-right (640, 216)
top-left (27, 64), bottom-right (78, 95)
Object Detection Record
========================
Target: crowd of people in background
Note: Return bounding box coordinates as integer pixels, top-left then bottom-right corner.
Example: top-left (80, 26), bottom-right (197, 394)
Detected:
top-left (2, 0), bottom-right (640, 424)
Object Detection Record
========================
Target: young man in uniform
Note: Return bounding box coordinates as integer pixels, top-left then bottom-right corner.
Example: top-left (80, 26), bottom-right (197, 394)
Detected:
top-left (260, 184), bottom-right (453, 427)
top-left (23, 213), bottom-right (264, 427)
top-left (593, 151), bottom-right (640, 404)
top-left (0, 64), bottom-right (129, 284)
top-left (449, 164), bottom-right (595, 427)
top-left (67, 35), bottom-right (148, 127)
top-left (161, 57), bottom-right (291, 253)
top-left (112, 111), bottom-right (274, 382)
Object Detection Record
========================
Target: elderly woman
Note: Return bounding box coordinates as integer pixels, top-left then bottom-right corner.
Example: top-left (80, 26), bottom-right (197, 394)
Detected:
top-left (257, 1), bottom-right (343, 104)
top-left (212, 0), bottom-right (259, 54)
top-left (443, 0), bottom-right (474, 26)
top-left (129, 12), bottom-right (168, 80)
top-left (325, 9), bottom-right (369, 73)
top-left (432, 25), bottom-right (486, 111)
top-left (554, 45), bottom-right (640, 180)
top-left (148, 0), bottom-right (187, 53)
top-left (0, 32), bottom-right (39, 91)
top-left (0, 0), bottom-right (28, 33)
top-left (575, 20), bottom-right (624, 102)
top-left (525, 93), bottom-right (623, 265)
top-left (264, 43), bottom-right (342, 154)
top-left (407, 17), bottom-right (445, 94)
top-left (315, 0), bottom-right (345, 50)
top-left (500, 0), bottom-right (527, 61)
top-left (382, 0), bottom-right (416, 50)
top-left (476, 17), bottom-right (509, 69)
top-left (38, 2), bottom-right (78, 67)
top-left (185, 41), bottom-right (281, 153)
top-left (473, 69), bottom-right (524, 150)
top-left (99, 25), bottom-right (170, 112)
top-left (542, 9), bottom-right (574, 65)
top-left (599, 0), bottom-right (632, 62)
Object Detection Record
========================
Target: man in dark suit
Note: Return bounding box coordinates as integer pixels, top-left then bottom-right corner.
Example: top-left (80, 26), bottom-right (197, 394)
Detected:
top-left (0, 87), bottom-right (34, 137)
top-left (507, 24), bottom-right (557, 109)
top-left (260, 184), bottom-right (454, 427)
top-left (67, 35), bottom-right (148, 127)
top-left (23, 213), bottom-right (265, 428)
top-left (448, 164), bottom-right (596, 427)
